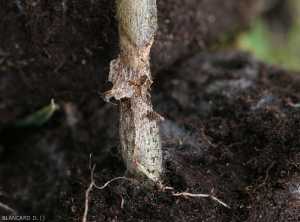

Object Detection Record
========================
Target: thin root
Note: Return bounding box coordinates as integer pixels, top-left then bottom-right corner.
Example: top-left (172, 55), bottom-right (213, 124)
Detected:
top-left (94, 176), bottom-right (134, 190)
top-left (82, 162), bottom-right (135, 222)
top-left (82, 177), bottom-right (94, 222)
top-left (132, 148), bottom-right (229, 207)
top-left (0, 202), bottom-right (16, 214)
top-left (251, 161), bottom-right (276, 194)
top-left (165, 187), bottom-right (230, 208)
top-left (83, 155), bottom-right (230, 221)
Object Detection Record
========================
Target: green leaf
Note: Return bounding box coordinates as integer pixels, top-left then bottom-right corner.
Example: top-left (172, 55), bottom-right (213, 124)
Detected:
top-left (11, 99), bottom-right (58, 129)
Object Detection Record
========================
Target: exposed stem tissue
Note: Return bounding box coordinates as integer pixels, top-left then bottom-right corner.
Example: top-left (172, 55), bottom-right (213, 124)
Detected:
top-left (105, 0), bottom-right (163, 187)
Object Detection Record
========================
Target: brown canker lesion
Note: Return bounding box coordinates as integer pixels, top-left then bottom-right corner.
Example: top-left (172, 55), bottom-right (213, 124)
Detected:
top-left (105, 0), bottom-right (164, 188)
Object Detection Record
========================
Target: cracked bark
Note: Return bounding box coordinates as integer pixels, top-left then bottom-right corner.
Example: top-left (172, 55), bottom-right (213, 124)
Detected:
top-left (105, 0), bottom-right (163, 187)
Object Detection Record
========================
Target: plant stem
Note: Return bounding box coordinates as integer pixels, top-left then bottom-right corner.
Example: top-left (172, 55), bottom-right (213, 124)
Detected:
top-left (105, 0), bottom-right (163, 187)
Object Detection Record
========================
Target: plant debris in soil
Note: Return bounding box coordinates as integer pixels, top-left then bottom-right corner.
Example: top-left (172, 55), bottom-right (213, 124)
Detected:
top-left (2, 50), bottom-right (299, 221)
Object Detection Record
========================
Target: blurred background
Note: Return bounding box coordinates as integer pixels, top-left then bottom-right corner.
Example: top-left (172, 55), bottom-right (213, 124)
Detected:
top-left (237, 0), bottom-right (300, 71)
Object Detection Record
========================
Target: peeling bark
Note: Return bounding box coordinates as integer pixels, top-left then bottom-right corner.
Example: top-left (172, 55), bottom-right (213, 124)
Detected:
top-left (105, 0), bottom-right (163, 186)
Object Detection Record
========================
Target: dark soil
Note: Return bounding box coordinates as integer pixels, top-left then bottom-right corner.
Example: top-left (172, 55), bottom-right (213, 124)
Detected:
top-left (0, 0), bottom-right (253, 125)
top-left (1, 50), bottom-right (300, 221)
top-left (1, 1), bottom-right (300, 222)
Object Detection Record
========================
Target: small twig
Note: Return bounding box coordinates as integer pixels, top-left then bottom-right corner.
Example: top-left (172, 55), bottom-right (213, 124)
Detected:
top-left (165, 187), bottom-right (230, 208)
top-left (0, 202), bottom-right (16, 214)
